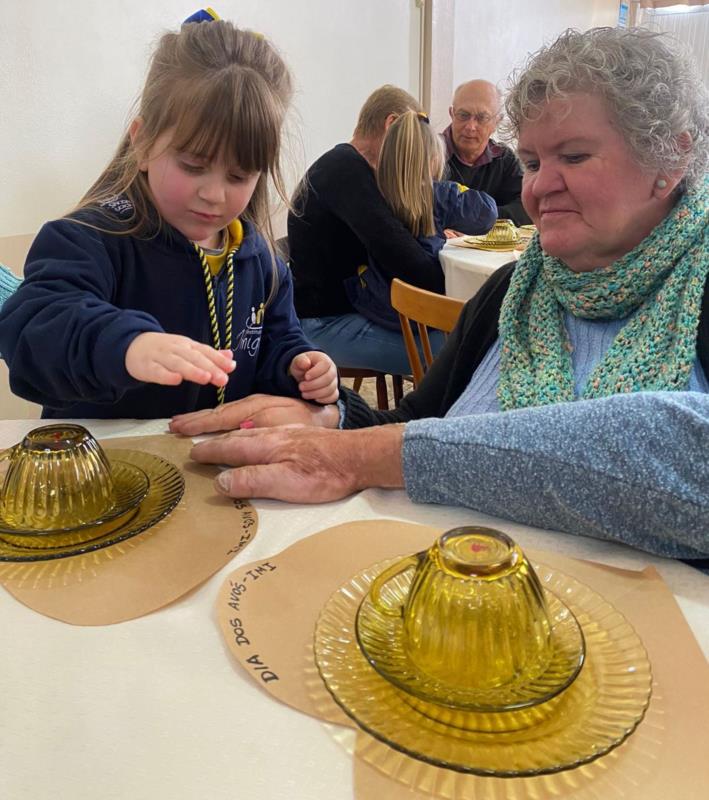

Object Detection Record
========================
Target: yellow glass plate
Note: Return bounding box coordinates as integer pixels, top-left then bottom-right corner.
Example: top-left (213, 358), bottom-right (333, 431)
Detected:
top-left (0, 450), bottom-right (184, 561)
top-left (314, 558), bottom-right (652, 777)
top-left (356, 575), bottom-right (585, 711)
top-left (0, 460), bottom-right (150, 536)
top-left (463, 237), bottom-right (518, 252)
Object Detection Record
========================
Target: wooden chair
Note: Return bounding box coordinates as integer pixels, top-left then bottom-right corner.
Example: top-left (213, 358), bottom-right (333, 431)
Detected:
top-left (277, 234), bottom-right (404, 410)
top-left (338, 367), bottom-right (404, 410)
top-left (390, 278), bottom-right (465, 387)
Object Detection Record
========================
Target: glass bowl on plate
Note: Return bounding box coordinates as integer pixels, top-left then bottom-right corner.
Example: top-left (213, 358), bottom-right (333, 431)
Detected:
top-left (356, 527), bottom-right (585, 710)
top-left (465, 219), bottom-right (520, 251)
top-left (314, 552), bottom-right (653, 776)
top-left (0, 425), bottom-right (184, 560)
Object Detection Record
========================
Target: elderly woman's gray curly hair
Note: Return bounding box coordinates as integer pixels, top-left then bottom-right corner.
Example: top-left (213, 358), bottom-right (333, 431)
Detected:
top-left (504, 27), bottom-right (709, 189)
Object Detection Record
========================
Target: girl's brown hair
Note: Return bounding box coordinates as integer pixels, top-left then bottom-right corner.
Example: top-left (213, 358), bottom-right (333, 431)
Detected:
top-left (74, 19), bottom-right (292, 253)
top-left (376, 110), bottom-right (444, 238)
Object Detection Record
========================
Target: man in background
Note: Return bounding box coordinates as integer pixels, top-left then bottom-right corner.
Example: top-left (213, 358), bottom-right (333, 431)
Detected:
top-left (443, 79), bottom-right (530, 226)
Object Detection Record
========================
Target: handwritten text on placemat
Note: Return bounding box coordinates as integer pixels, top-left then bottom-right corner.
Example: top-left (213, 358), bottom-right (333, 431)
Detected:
top-left (226, 559), bottom-right (279, 683)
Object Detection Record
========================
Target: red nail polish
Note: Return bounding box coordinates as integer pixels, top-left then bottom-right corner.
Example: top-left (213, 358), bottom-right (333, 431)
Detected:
top-left (240, 420), bottom-right (255, 429)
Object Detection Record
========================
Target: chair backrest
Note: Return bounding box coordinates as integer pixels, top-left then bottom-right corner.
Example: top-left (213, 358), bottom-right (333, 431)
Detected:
top-left (337, 367), bottom-right (404, 410)
top-left (390, 278), bottom-right (464, 387)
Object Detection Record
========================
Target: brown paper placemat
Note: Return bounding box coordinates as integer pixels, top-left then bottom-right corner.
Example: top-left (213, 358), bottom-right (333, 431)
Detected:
top-left (0, 434), bottom-right (258, 625)
top-left (216, 520), bottom-right (709, 799)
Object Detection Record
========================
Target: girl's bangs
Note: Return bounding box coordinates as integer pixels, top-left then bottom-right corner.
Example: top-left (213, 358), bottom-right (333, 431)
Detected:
top-left (168, 71), bottom-right (281, 174)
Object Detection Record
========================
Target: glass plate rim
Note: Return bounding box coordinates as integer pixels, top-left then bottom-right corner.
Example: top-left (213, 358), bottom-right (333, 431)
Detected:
top-left (314, 556), bottom-right (653, 777)
top-left (0, 459), bottom-right (150, 536)
top-left (0, 450), bottom-right (184, 562)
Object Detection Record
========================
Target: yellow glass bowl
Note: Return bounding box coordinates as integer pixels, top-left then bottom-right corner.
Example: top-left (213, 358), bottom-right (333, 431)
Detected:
top-left (362, 528), bottom-right (579, 703)
top-left (356, 573), bottom-right (585, 711)
top-left (0, 459), bottom-right (149, 542)
top-left (0, 424), bottom-right (120, 530)
top-left (485, 219), bottom-right (520, 243)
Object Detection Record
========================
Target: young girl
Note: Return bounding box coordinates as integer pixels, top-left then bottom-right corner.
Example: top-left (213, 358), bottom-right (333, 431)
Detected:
top-left (0, 14), bottom-right (337, 418)
top-left (344, 110), bottom-right (497, 329)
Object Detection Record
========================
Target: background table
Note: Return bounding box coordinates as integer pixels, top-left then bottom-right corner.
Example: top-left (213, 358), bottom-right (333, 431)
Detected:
top-left (439, 239), bottom-right (519, 301)
top-left (1, 418), bottom-right (708, 800)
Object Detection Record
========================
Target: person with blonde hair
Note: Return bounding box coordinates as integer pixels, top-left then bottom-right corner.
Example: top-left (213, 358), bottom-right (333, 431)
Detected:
top-left (0, 13), bottom-right (337, 417)
top-left (288, 85), bottom-right (448, 375)
top-left (175, 28), bottom-right (709, 562)
top-left (344, 110), bottom-right (496, 329)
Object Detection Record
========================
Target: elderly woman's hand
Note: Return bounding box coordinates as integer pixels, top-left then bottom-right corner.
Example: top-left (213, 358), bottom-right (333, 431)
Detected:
top-left (189, 424), bottom-right (405, 503)
top-left (168, 393), bottom-right (340, 436)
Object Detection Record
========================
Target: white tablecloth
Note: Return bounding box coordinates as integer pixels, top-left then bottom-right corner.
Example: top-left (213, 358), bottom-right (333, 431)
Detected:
top-left (439, 239), bottom-right (519, 301)
top-left (1, 418), bottom-right (708, 800)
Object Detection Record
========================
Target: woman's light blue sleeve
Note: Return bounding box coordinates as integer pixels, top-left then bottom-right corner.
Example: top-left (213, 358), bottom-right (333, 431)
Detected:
top-left (402, 391), bottom-right (709, 559)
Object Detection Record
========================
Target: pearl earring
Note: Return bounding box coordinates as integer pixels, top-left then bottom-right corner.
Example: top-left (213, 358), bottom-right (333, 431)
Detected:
top-left (656, 178), bottom-right (668, 189)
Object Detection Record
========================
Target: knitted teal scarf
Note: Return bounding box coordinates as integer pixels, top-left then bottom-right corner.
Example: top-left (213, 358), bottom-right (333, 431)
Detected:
top-left (497, 177), bottom-right (709, 411)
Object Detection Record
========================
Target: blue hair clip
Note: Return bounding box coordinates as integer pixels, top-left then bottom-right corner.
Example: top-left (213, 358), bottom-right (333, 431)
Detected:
top-left (183, 7), bottom-right (220, 24)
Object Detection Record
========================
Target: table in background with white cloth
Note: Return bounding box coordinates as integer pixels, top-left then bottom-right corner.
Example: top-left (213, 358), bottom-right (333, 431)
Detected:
top-left (439, 238), bottom-right (520, 301)
top-left (1, 417), bottom-right (708, 800)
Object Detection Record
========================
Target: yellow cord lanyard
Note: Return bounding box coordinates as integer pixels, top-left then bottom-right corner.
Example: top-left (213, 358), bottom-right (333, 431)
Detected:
top-left (192, 242), bottom-right (236, 405)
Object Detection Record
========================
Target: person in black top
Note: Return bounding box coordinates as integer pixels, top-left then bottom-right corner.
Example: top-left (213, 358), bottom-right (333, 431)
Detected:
top-left (442, 79), bottom-right (531, 227)
top-left (287, 85), bottom-right (446, 375)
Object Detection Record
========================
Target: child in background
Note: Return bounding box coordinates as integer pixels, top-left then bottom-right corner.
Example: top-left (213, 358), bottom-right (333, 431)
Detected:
top-left (0, 14), bottom-right (337, 418)
top-left (345, 110), bottom-right (497, 329)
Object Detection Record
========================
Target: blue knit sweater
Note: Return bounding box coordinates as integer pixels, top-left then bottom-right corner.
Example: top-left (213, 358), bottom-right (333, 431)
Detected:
top-left (0, 265), bottom-right (20, 311)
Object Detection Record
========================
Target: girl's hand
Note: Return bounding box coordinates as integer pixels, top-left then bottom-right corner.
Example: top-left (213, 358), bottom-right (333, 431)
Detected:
top-left (125, 332), bottom-right (235, 387)
top-left (169, 393), bottom-right (340, 435)
top-left (289, 351), bottom-right (339, 404)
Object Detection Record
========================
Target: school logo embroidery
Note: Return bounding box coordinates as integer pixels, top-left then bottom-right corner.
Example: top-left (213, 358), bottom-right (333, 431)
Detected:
top-left (234, 303), bottom-right (264, 358)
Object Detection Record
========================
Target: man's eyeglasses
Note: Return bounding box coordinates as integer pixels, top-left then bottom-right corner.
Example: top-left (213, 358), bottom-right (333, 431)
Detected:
top-left (453, 109), bottom-right (498, 126)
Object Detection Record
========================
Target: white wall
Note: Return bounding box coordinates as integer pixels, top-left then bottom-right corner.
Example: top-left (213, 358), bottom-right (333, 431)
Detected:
top-left (0, 0), bottom-right (421, 237)
top-left (444, 0), bottom-right (619, 130)
top-left (2, 1), bottom-right (627, 240)
top-left (639, 6), bottom-right (709, 85)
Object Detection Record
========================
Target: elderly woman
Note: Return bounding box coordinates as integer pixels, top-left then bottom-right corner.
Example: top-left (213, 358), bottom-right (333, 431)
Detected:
top-left (171, 27), bottom-right (709, 561)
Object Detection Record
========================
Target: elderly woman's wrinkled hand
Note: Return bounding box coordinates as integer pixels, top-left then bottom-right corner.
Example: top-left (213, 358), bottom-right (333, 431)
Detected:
top-left (169, 393), bottom-right (341, 436)
top-left (189, 424), bottom-right (406, 503)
